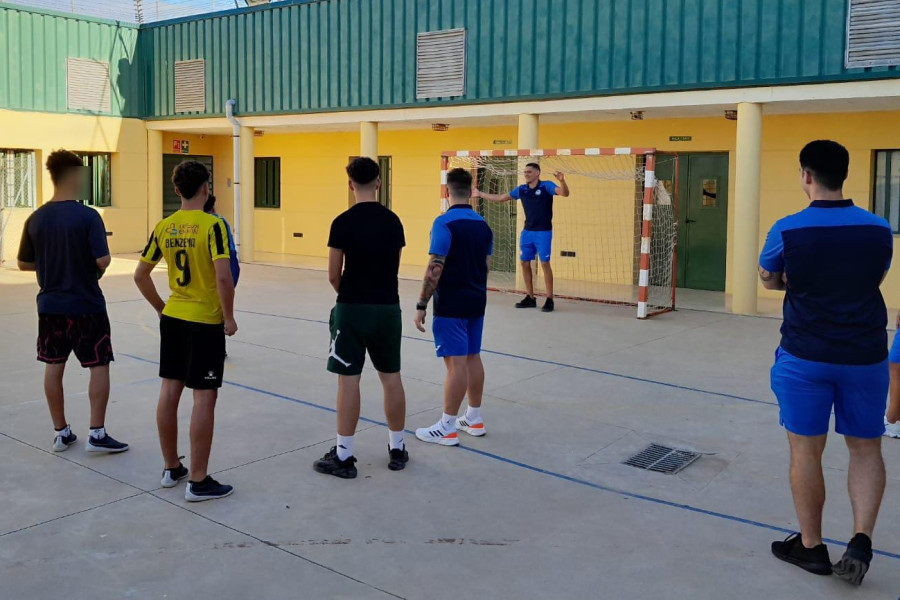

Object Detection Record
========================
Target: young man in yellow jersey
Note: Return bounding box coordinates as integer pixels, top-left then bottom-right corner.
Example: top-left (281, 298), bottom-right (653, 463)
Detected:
top-left (134, 161), bottom-right (238, 502)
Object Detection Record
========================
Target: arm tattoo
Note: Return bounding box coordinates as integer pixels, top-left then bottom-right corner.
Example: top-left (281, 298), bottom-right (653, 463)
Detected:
top-left (758, 268), bottom-right (775, 282)
top-left (419, 255), bottom-right (446, 304)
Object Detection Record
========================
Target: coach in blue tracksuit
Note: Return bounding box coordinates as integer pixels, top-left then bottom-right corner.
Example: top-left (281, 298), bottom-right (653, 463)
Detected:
top-left (476, 162), bottom-right (569, 312)
top-left (760, 140), bottom-right (891, 586)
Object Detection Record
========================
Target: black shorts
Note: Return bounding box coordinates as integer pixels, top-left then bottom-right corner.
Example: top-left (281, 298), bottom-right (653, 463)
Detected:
top-left (327, 303), bottom-right (402, 376)
top-left (37, 313), bottom-right (114, 368)
top-left (159, 315), bottom-right (225, 390)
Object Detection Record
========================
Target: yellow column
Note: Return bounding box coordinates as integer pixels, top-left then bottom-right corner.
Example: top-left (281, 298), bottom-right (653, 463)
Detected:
top-left (732, 102), bottom-right (763, 315)
top-left (239, 126), bottom-right (255, 263)
top-left (360, 121), bottom-right (378, 159)
top-left (147, 129), bottom-right (163, 236)
top-left (516, 114), bottom-right (539, 292)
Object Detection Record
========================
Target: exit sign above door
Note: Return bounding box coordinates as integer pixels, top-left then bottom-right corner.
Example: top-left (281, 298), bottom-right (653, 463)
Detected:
top-left (669, 136), bottom-right (692, 142)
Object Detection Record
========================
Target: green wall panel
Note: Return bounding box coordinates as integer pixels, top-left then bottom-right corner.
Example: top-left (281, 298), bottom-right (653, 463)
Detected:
top-left (0, 3), bottom-right (143, 117)
top-left (2, 0), bottom-right (898, 120)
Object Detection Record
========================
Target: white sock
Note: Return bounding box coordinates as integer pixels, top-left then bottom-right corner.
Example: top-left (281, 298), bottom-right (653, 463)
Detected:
top-left (55, 424), bottom-right (71, 437)
top-left (89, 426), bottom-right (106, 440)
top-left (440, 413), bottom-right (457, 432)
top-left (465, 406), bottom-right (482, 422)
top-left (336, 434), bottom-right (354, 461)
top-left (389, 430), bottom-right (405, 451)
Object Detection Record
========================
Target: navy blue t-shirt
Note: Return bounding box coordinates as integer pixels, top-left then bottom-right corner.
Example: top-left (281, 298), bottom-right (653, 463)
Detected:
top-left (510, 180), bottom-right (559, 231)
top-left (17, 200), bottom-right (109, 315)
top-left (759, 199), bottom-right (893, 365)
top-left (429, 204), bottom-right (494, 319)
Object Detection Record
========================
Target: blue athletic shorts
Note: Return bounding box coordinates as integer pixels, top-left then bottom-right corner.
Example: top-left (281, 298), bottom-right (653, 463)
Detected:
top-left (433, 316), bottom-right (484, 357)
top-left (770, 347), bottom-right (888, 438)
top-left (520, 230), bottom-right (552, 263)
top-left (889, 331), bottom-right (900, 363)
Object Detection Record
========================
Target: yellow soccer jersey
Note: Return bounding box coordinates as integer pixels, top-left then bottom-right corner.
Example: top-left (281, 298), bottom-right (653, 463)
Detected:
top-left (141, 210), bottom-right (231, 324)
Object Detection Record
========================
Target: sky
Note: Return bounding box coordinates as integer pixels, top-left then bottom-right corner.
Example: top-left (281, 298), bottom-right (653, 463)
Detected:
top-left (9, 0), bottom-right (259, 23)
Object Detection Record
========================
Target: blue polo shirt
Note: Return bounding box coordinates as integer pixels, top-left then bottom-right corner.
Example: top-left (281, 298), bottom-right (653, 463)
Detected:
top-left (759, 199), bottom-right (893, 365)
top-left (429, 204), bottom-right (494, 319)
top-left (510, 180), bottom-right (559, 231)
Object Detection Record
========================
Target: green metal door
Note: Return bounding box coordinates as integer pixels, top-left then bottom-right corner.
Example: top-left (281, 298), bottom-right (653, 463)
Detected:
top-left (162, 154), bottom-right (213, 217)
top-left (675, 154), bottom-right (729, 291)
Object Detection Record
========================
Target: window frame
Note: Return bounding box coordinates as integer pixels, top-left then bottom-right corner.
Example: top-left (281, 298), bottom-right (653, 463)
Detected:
top-left (75, 152), bottom-right (112, 208)
top-left (254, 157), bottom-right (282, 209)
top-left (0, 149), bottom-right (37, 209)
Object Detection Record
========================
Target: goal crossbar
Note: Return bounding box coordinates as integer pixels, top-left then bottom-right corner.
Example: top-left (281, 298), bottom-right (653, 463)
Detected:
top-left (440, 147), bottom-right (675, 319)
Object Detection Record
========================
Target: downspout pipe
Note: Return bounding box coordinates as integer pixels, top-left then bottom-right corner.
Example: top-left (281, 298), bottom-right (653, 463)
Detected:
top-left (225, 99), bottom-right (241, 257)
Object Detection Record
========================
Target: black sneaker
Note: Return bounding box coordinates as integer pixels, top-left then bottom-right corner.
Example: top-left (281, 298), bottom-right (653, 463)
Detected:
top-left (313, 446), bottom-right (358, 479)
top-left (771, 533), bottom-right (832, 575)
top-left (388, 446), bottom-right (409, 471)
top-left (161, 460), bottom-right (189, 488)
top-left (541, 297), bottom-right (555, 313)
top-left (833, 533), bottom-right (873, 585)
top-left (515, 295), bottom-right (537, 308)
top-left (52, 429), bottom-right (77, 452)
top-left (185, 476), bottom-right (234, 502)
top-left (86, 433), bottom-right (130, 453)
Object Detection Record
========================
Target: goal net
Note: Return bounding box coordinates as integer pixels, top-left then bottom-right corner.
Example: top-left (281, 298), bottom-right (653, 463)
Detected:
top-left (441, 149), bottom-right (677, 318)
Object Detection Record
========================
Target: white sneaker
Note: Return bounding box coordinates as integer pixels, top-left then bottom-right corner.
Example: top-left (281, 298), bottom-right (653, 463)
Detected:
top-left (52, 431), bottom-right (77, 452)
top-left (415, 423), bottom-right (459, 446)
top-left (456, 417), bottom-right (485, 437)
top-left (885, 416), bottom-right (900, 439)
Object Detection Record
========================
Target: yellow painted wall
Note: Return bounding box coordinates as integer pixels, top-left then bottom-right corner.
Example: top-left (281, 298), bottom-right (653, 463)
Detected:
top-left (0, 109), bottom-right (148, 260)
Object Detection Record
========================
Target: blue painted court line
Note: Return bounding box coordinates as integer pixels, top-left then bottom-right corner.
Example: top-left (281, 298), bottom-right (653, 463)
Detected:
top-left (119, 352), bottom-right (899, 562)
top-left (235, 308), bottom-right (776, 407)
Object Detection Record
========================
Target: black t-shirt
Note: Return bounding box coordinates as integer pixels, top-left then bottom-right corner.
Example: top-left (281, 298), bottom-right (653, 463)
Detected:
top-left (328, 202), bottom-right (405, 305)
top-left (17, 200), bottom-right (109, 315)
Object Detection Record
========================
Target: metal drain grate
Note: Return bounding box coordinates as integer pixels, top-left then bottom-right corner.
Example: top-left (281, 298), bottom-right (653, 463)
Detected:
top-left (623, 444), bottom-right (701, 474)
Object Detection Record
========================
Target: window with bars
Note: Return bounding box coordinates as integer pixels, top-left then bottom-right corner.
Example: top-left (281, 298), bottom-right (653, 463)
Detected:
top-left (75, 153), bottom-right (112, 208)
top-left (254, 157), bottom-right (281, 208)
top-left (0, 150), bottom-right (37, 209)
top-left (874, 150), bottom-right (900, 233)
top-left (347, 156), bottom-right (392, 209)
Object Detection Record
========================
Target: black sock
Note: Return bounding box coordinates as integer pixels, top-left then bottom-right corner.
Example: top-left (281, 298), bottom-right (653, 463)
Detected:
top-left (849, 533), bottom-right (872, 552)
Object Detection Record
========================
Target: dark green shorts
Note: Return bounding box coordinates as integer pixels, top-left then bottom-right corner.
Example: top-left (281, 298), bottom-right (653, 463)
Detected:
top-left (327, 303), bottom-right (402, 376)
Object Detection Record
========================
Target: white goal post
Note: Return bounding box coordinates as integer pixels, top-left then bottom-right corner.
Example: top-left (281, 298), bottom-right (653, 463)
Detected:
top-left (440, 148), bottom-right (677, 319)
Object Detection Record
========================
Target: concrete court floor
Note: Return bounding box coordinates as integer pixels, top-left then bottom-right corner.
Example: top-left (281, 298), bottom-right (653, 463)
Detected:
top-left (1, 257), bottom-right (898, 600)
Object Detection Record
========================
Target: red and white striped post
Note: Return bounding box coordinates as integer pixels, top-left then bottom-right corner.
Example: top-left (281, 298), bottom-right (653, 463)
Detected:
top-left (440, 154), bottom-right (450, 213)
top-left (637, 151), bottom-right (656, 319)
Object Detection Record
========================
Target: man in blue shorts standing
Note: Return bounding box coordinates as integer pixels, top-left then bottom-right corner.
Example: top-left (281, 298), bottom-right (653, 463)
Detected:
top-left (760, 140), bottom-right (891, 585)
top-left (476, 163), bottom-right (568, 312)
top-left (414, 168), bottom-right (493, 445)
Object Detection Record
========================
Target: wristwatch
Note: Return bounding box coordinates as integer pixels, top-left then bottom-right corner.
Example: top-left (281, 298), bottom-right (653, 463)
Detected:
top-left (416, 301), bottom-right (428, 311)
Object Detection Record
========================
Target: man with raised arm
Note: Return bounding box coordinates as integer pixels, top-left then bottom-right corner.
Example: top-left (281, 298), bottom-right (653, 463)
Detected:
top-left (134, 160), bottom-right (237, 502)
top-left (314, 157), bottom-right (410, 478)
top-left (17, 149), bottom-right (129, 454)
top-left (415, 168), bottom-right (494, 446)
top-left (760, 140), bottom-right (892, 585)
top-left (475, 162), bottom-right (568, 312)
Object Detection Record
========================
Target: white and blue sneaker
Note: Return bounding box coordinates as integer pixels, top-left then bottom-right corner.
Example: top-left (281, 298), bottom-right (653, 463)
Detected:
top-left (86, 432), bottom-right (129, 453)
top-left (161, 462), bottom-right (190, 488)
top-left (885, 416), bottom-right (900, 439)
top-left (52, 429), bottom-right (77, 452)
top-left (415, 423), bottom-right (459, 446)
top-left (185, 476), bottom-right (234, 502)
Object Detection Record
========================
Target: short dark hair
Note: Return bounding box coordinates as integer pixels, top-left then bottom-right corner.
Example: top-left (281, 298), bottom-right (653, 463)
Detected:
top-left (446, 168), bottom-right (473, 199)
top-left (525, 162), bottom-right (541, 172)
top-left (799, 140), bottom-right (849, 191)
top-left (346, 157), bottom-right (380, 185)
top-left (46, 150), bottom-right (84, 186)
top-left (203, 194), bottom-right (217, 214)
top-left (172, 160), bottom-right (210, 200)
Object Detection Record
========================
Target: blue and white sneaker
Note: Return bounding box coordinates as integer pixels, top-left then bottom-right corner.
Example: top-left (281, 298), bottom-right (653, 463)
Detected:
top-left (185, 476), bottom-right (234, 502)
top-left (86, 433), bottom-right (129, 453)
top-left (52, 429), bottom-right (77, 452)
top-left (161, 462), bottom-right (189, 488)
